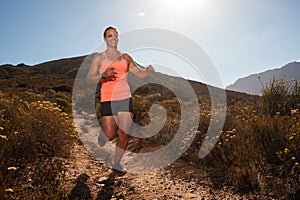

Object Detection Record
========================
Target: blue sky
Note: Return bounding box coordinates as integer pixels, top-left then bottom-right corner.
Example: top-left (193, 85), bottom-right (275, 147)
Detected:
top-left (1, 0), bottom-right (300, 87)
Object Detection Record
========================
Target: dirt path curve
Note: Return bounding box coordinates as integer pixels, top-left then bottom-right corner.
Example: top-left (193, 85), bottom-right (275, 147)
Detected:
top-left (61, 142), bottom-right (263, 200)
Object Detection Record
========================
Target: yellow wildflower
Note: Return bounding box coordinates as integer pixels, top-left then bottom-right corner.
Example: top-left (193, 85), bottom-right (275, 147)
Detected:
top-left (284, 148), bottom-right (290, 154)
top-left (7, 167), bottom-right (17, 171)
top-left (291, 157), bottom-right (296, 161)
top-left (5, 188), bottom-right (13, 193)
top-left (0, 135), bottom-right (7, 140)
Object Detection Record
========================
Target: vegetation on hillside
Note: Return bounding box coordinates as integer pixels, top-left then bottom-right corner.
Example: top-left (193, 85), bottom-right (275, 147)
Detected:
top-left (0, 64), bottom-right (299, 199)
top-left (0, 92), bottom-right (77, 199)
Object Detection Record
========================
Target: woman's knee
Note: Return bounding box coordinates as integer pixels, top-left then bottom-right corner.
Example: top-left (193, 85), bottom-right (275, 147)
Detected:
top-left (102, 129), bottom-right (116, 141)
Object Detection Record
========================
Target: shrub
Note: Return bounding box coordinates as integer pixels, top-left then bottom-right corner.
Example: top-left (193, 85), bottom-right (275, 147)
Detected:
top-left (0, 92), bottom-right (77, 199)
top-left (45, 89), bottom-right (72, 113)
top-left (261, 77), bottom-right (300, 116)
top-left (191, 99), bottom-right (300, 197)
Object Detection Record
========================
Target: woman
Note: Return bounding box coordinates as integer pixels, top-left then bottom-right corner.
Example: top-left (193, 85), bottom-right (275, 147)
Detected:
top-left (87, 26), bottom-right (155, 173)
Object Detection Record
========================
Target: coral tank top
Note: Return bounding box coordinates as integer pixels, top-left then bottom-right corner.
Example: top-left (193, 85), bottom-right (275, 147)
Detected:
top-left (99, 52), bottom-right (131, 102)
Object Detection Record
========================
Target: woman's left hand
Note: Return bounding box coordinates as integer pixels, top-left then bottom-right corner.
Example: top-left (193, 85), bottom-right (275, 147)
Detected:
top-left (146, 65), bottom-right (155, 74)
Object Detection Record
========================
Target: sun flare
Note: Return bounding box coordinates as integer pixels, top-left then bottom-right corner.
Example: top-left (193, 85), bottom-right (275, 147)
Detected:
top-left (155, 0), bottom-right (220, 28)
top-left (159, 0), bottom-right (212, 13)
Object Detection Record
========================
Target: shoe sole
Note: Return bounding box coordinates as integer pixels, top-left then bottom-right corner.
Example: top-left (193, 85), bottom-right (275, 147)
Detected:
top-left (112, 169), bottom-right (127, 176)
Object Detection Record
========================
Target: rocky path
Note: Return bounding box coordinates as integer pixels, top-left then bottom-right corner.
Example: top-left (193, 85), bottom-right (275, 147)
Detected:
top-left (61, 142), bottom-right (264, 200)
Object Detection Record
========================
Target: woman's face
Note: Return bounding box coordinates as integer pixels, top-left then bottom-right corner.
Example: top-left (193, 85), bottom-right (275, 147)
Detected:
top-left (104, 28), bottom-right (119, 48)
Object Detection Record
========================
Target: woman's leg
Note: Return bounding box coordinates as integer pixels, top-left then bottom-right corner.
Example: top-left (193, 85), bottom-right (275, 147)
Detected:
top-left (100, 116), bottom-right (117, 141)
top-left (113, 112), bottom-right (133, 165)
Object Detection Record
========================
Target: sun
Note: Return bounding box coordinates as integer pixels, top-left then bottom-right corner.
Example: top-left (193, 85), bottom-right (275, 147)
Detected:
top-left (154, 0), bottom-right (218, 28)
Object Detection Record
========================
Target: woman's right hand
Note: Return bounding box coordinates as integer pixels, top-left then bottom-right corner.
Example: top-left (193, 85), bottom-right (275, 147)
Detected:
top-left (103, 67), bottom-right (117, 81)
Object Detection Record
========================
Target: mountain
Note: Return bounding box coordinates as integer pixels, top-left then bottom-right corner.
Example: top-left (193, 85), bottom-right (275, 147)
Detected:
top-left (226, 61), bottom-right (300, 95)
top-left (0, 56), bottom-right (86, 79)
top-left (0, 54), bottom-right (252, 101)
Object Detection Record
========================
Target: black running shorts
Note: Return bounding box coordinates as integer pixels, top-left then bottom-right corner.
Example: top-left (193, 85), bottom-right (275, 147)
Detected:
top-left (100, 98), bottom-right (133, 116)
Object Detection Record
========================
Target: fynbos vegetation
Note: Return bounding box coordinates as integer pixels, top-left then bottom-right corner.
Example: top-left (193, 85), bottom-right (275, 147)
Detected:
top-left (0, 59), bottom-right (299, 199)
top-left (0, 92), bottom-right (77, 199)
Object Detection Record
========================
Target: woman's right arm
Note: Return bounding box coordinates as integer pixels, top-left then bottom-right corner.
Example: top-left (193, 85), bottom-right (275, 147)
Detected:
top-left (87, 53), bottom-right (103, 83)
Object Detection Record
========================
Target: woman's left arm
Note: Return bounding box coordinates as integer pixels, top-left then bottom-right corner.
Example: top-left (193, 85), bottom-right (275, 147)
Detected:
top-left (124, 54), bottom-right (155, 78)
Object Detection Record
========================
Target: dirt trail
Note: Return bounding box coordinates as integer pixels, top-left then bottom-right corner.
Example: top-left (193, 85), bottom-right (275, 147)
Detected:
top-left (61, 142), bottom-right (263, 200)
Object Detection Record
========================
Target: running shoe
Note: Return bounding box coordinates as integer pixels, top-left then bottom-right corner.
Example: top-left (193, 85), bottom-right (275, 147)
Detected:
top-left (112, 162), bottom-right (127, 174)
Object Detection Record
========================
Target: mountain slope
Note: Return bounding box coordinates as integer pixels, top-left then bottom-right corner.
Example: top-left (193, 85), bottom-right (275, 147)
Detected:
top-left (0, 54), bottom-right (252, 101)
top-left (226, 61), bottom-right (300, 95)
